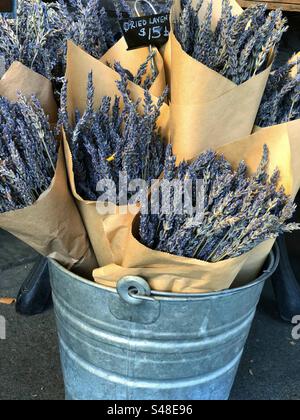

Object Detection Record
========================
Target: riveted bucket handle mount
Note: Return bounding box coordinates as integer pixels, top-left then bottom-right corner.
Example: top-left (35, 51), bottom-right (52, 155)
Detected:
top-left (117, 276), bottom-right (154, 306)
top-left (111, 277), bottom-right (160, 324)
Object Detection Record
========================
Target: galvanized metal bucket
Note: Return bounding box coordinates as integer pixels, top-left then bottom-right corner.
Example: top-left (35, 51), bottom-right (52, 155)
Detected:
top-left (49, 245), bottom-right (279, 401)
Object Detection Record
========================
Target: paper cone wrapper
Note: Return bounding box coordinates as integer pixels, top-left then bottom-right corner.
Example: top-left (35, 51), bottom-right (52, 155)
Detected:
top-left (0, 61), bottom-right (57, 123)
top-left (216, 119), bottom-right (300, 287)
top-left (64, 42), bottom-right (169, 267)
top-left (93, 121), bottom-right (300, 293)
top-left (63, 131), bottom-right (138, 267)
top-left (0, 60), bottom-right (96, 276)
top-left (93, 219), bottom-right (274, 293)
top-left (162, 0), bottom-right (241, 84)
top-left (100, 37), bottom-right (166, 99)
top-left (165, 0), bottom-right (272, 161)
top-left (220, 119), bottom-right (300, 200)
top-left (66, 41), bottom-right (169, 137)
top-left (0, 146), bottom-right (97, 278)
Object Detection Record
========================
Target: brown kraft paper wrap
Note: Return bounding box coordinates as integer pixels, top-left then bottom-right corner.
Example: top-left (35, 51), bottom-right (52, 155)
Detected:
top-left (64, 41), bottom-right (169, 267)
top-left (238, 53), bottom-right (300, 287)
top-left (100, 37), bottom-right (166, 99)
top-left (165, 0), bottom-right (273, 161)
top-left (251, 53), bottom-right (300, 198)
top-left (0, 146), bottom-right (97, 278)
top-left (0, 64), bottom-right (97, 277)
top-left (93, 124), bottom-right (300, 293)
top-left (0, 61), bottom-right (57, 123)
top-left (217, 120), bottom-right (300, 287)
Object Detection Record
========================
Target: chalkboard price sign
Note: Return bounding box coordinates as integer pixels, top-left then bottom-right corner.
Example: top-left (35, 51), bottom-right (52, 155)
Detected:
top-left (120, 13), bottom-right (170, 50)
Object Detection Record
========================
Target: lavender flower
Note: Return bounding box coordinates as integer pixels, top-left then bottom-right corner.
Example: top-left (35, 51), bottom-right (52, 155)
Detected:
top-left (0, 0), bottom-right (65, 80)
top-left (139, 145), bottom-right (299, 262)
top-left (0, 0), bottom-right (118, 83)
top-left (58, 1), bottom-right (158, 89)
top-left (57, 0), bottom-right (116, 62)
top-left (60, 72), bottom-right (167, 203)
top-left (0, 0), bottom-right (163, 91)
top-left (175, 0), bottom-right (288, 84)
top-left (0, 95), bottom-right (58, 213)
top-left (109, 50), bottom-right (158, 90)
top-left (256, 55), bottom-right (300, 127)
top-left (114, 0), bottom-right (173, 17)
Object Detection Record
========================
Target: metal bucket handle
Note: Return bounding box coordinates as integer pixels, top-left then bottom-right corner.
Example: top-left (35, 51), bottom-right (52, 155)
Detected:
top-left (117, 276), bottom-right (153, 305)
top-left (116, 244), bottom-right (280, 305)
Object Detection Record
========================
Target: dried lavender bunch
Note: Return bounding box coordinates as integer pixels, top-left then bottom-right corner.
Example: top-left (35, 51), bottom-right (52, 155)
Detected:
top-left (60, 72), bottom-right (167, 203)
top-left (256, 56), bottom-right (300, 127)
top-left (0, 95), bottom-right (58, 213)
top-left (0, 0), bottom-right (65, 80)
top-left (139, 145), bottom-right (299, 262)
top-left (108, 50), bottom-right (158, 90)
top-left (113, 0), bottom-right (173, 18)
top-left (56, 0), bottom-right (116, 61)
top-left (0, 0), bottom-right (118, 81)
top-left (174, 0), bottom-right (288, 84)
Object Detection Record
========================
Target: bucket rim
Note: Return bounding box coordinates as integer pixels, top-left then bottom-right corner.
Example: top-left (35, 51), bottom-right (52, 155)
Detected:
top-left (49, 243), bottom-right (280, 300)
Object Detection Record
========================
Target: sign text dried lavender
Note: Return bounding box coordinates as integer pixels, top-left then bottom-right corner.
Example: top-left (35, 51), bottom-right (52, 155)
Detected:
top-left (121, 13), bottom-right (170, 49)
top-left (122, 15), bottom-right (169, 31)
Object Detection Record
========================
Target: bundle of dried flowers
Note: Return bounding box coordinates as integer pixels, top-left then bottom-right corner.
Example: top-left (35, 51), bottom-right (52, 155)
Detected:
top-left (174, 0), bottom-right (288, 84)
top-left (60, 72), bottom-right (167, 202)
top-left (109, 51), bottom-right (158, 91)
top-left (139, 145), bottom-right (299, 262)
top-left (0, 0), bottom-right (117, 81)
top-left (256, 55), bottom-right (300, 127)
top-left (113, 0), bottom-right (173, 18)
top-left (0, 0), bottom-right (65, 80)
top-left (56, 0), bottom-right (116, 61)
top-left (0, 95), bottom-right (58, 213)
